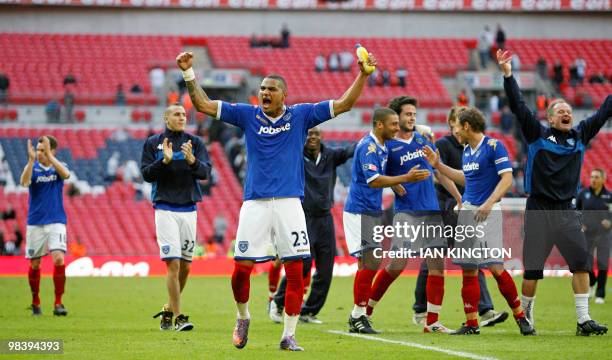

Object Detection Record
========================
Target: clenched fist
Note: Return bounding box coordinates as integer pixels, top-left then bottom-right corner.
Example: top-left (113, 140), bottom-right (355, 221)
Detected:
top-left (176, 52), bottom-right (194, 71)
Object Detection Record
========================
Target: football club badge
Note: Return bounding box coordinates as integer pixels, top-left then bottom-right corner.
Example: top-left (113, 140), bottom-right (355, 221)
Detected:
top-left (238, 241), bottom-right (249, 253)
top-left (161, 245), bottom-right (170, 255)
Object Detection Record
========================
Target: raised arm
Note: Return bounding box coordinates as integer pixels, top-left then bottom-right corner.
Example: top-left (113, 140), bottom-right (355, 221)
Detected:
top-left (177, 52), bottom-right (219, 117)
top-left (333, 143), bottom-right (356, 166)
top-left (332, 53), bottom-right (377, 116)
top-left (19, 139), bottom-right (36, 187)
top-left (497, 50), bottom-right (542, 143)
top-left (579, 95), bottom-right (612, 145)
top-left (423, 145), bottom-right (465, 186)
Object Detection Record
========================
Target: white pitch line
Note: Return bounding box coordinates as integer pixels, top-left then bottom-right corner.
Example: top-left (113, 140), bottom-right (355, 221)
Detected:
top-left (326, 330), bottom-right (500, 360)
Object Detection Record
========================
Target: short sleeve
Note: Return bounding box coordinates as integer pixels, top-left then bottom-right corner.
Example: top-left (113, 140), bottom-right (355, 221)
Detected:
top-left (300, 101), bottom-right (335, 129)
top-left (217, 101), bottom-right (254, 129)
top-left (359, 142), bottom-right (383, 184)
top-left (491, 140), bottom-right (512, 175)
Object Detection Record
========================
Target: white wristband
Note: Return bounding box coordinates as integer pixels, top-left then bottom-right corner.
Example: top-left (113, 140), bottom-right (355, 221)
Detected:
top-left (182, 68), bottom-right (195, 82)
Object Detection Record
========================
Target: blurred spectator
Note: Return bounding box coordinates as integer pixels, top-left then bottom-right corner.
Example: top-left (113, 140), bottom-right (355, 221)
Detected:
top-left (553, 61), bottom-right (564, 90)
top-left (589, 72), bottom-right (607, 84)
top-left (249, 33), bottom-right (260, 48)
top-left (110, 127), bottom-right (129, 142)
top-left (396, 67), bottom-right (407, 88)
top-left (368, 69), bottom-right (379, 87)
top-left (149, 66), bottom-right (165, 105)
top-left (233, 148), bottom-right (247, 184)
top-left (106, 151), bottom-right (120, 182)
top-left (0, 157), bottom-right (8, 187)
top-left (536, 57), bottom-right (548, 80)
top-left (280, 24), bottom-right (290, 48)
top-left (328, 53), bottom-right (339, 72)
top-left (381, 69), bottom-right (391, 87)
top-left (2, 204), bottom-right (16, 220)
top-left (67, 182), bottom-right (81, 198)
top-left (63, 73), bottom-right (76, 86)
top-left (4, 240), bottom-right (15, 256)
top-left (513, 168), bottom-right (526, 196)
top-left (130, 83), bottom-right (143, 94)
top-left (495, 24), bottom-right (506, 50)
top-left (457, 89), bottom-right (468, 107)
top-left (14, 224), bottom-right (23, 252)
top-left (536, 93), bottom-right (548, 112)
top-left (213, 215), bottom-right (228, 245)
top-left (181, 92), bottom-right (195, 122)
top-left (478, 25), bottom-right (493, 68)
top-left (511, 54), bottom-right (521, 73)
top-left (199, 167), bottom-right (217, 196)
top-left (45, 99), bottom-right (61, 123)
top-left (339, 51), bottom-right (353, 72)
top-left (569, 64), bottom-right (579, 87)
top-left (0, 72), bottom-right (9, 106)
top-left (500, 105), bottom-right (515, 134)
top-left (69, 237), bottom-right (87, 258)
top-left (63, 89), bottom-right (75, 123)
top-left (120, 160), bottom-right (141, 183)
top-left (489, 92), bottom-right (500, 113)
top-left (248, 90), bottom-right (258, 105)
top-left (315, 54), bottom-right (326, 72)
top-left (115, 84), bottom-right (126, 106)
top-left (167, 88), bottom-right (179, 106)
top-left (575, 57), bottom-right (586, 84)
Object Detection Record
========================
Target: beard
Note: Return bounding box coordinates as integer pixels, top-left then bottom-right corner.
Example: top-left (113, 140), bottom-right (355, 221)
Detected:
top-left (400, 124), bottom-right (414, 133)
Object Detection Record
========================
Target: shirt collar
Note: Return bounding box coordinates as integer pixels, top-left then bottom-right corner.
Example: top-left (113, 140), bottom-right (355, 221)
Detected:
top-left (469, 135), bottom-right (486, 155)
top-left (369, 131), bottom-right (387, 152)
top-left (261, 105), bottom-right (287, 124)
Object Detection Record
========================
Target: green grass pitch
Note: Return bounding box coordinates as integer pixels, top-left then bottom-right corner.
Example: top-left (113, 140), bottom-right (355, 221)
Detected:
top-left (0, 275), bottom-right (609, 359)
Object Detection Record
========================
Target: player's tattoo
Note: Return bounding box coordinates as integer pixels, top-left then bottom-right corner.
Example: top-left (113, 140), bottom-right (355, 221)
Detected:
top-left (185, 80), bottom-right (211, 112)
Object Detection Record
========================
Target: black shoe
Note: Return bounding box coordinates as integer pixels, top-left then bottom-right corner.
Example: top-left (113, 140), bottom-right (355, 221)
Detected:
top-left (31, 305), bottom-right (42, 316)
top-left (450, 323), bottom-right (480, 335)
top-left (348, 315), bottom-right (379, 334)
top-left (53, 304), bottom-right (68, 316)
top-left (576, 320), bottom-right (608, 336)
top-left (516, 317), bottom-right (536, 336)
top-left (174, 314), bottom-right (194, 331)
top-left (153, 305), bottom-right (173, 331)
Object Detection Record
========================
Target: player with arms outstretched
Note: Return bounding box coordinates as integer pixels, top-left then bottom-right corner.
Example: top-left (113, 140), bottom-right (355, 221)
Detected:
top-left (20, 136), bottom-right (70, 316)
top-left (498, 49), bottom-right (610, 336)
top-left (177, 49), bottom-right (376, 350)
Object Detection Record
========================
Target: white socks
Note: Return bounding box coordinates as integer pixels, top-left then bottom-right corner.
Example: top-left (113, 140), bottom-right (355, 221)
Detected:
top-left (575, 293), bottom-right (591, 324)
top-left (282, 313), bottom-right (299, 338)
top-left (521, 295), bottom-right (534, 322)
top-left (367, 299), bottom-right (378, 310)
top-left (236, 302), bottom-right (250, 320)
top-left (351, 305), bottom-right (366, 318)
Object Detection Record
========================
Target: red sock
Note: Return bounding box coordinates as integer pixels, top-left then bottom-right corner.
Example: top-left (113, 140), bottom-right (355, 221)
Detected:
top-left (354, 269), bottom-right (377, 307)
top-left (466, 318), bottom-right (479, 327)
top-left (426, 274), bottom-right (444, 325)
top-left (268, 262), bottom-right (281, 294)
top-left (493, 270), bottom-right (521, 310)
top-left (53, 265), bottom-right (66, 305)
top-left (284, 260), bottom-right (304, 316)
top-left (366, 269), bottom-right (398, 316)
top-left (231, 262), bottom-right (253, 303)
top-left (513, 311), bottom-right (525, 320)
top-left (461, 274), bottom-right (480, 323)
top-left (28, 266), bottom-right (41, 307)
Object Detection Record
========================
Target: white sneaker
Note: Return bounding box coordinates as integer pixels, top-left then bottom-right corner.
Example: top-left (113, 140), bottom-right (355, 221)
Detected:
top-left (480, 310), bottom-right (509, 327)
top-left (423, 321), bottom-right (453, 334)
top-left (412, 312), bottom-right (426, 326)
top-left (268, 300), bottom-right (282, 323)
top-left (595, 297), bottom-right (605, 304)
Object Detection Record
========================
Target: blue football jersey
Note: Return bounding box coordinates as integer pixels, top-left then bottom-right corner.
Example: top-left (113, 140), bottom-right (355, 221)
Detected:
top-left (462, 135), bottom-right (512, 206)
top-left (27, 161), bottom-right (67, 225)
top-left (216, 100), bottom-right (335, 200)
top-left (344, 132), bottom-right (388, 215)
top-left (386, 134), bottom-right (439, 212)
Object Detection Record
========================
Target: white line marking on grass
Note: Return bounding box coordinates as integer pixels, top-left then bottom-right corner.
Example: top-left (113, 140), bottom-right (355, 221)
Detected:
top-left (326, 330), bottom-right (500, 360)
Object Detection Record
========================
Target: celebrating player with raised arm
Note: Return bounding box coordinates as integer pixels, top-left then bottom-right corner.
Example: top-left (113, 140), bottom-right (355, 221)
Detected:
top-left (177, 49), bottom-right (376, 351)
top-left (424, 108), bottom-right (535, 336)
top-left (20, 136), bottom-right (70, 316)
top-left (498, 49), bottom-right (610, 336)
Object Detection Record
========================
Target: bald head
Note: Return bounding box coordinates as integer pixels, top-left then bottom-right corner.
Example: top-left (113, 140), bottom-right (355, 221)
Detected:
top-left (164, 103), bottom-right (187, 132)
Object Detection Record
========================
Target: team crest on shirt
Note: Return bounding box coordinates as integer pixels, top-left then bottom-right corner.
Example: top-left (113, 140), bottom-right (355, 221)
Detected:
top-left (161, 245), bottom-right (170, 255)
top-left (567, 138), bottom-right (575, 146)
top-left (157, 144), bottom-right (163, 150)
top-left (282, 113), bottom-right (292, 122)
top-left (416, 137), bottom-right (424, 145)
top-left (238, 241), bottom-right (249, 253)
top-left (487, 138), bottom-right (498, 150)
top-left (366, 143), bottom-right (377, 156)
top-left (28, 249), bottom-right (34, 257)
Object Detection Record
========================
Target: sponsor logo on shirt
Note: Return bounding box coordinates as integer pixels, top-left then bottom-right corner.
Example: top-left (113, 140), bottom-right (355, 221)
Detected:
top-left (567, 138), bottom-right (575, 146)
top-left (547, 135), bottom-right (557, 144)
top-left (157, 144), bottom-right (163, 150)
top-left (463, 162), bottom-right (480, 172)
top-left (36, 174), bottom-right (58, 183)
top-left (257, 123), bottom-right (291, 135)
top-left (487, 138), bottom-right (498, 150)
top-left (366, 142), bottom-right (377, 156)
top-left (363, 164), bottom-right (378, 172)
top-left (399, 149), bottom-right (425, 166)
